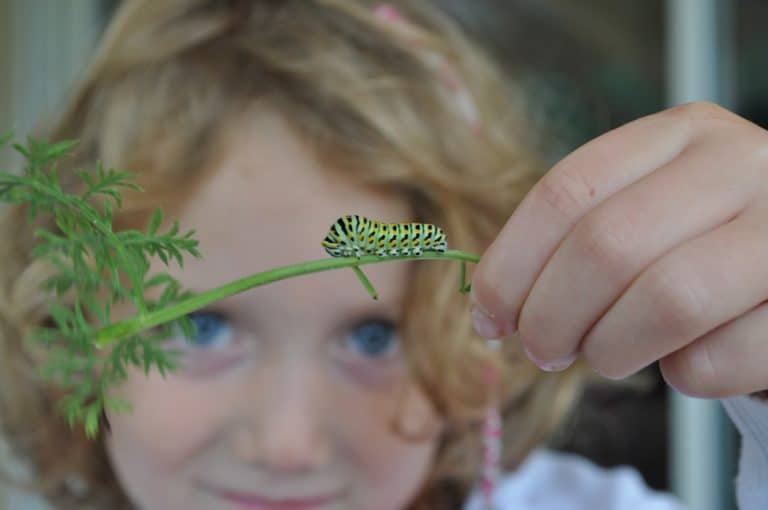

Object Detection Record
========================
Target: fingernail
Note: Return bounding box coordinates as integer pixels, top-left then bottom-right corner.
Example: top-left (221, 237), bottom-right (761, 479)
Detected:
top-left (540, 354), bottom-right (576, 372)
top-left (471, 305), bottom-right (503, 339)
top-left (523, 345), bottom-right (576, 372)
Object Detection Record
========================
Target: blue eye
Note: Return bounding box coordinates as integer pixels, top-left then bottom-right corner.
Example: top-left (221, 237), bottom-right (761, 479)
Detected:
top-left (345, 319), bottom-right (399, 359)
top-left (178, 310), bottom-right (233, 349)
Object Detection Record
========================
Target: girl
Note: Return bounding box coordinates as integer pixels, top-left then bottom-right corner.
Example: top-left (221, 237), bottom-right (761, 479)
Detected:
top-left (0, 1), bottom-right (765, 509)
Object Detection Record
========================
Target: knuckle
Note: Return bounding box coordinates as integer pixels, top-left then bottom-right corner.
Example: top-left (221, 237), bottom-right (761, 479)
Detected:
top-left (666, 100), bottom-right (728, 124)
top-left (664, 101), bottom-right (739, 135)
top-left (533, 165), bottom-right (596, 222)
top-left (731, 128), bottom-right (768, 180)
top-left (647, 266), bottom-right (710, 340)
top-left (575, 213), bottom-right (636, 284)
top-left (749, 132), bottom-right (768, 164)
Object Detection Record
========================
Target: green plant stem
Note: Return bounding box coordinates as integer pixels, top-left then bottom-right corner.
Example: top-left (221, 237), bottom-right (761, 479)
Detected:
top-left (352, 266), bottom-right (378, 300)
top-left (459, 260), bottom-right (471, 294)
top-left (95, 249), bottom-right (479, 348)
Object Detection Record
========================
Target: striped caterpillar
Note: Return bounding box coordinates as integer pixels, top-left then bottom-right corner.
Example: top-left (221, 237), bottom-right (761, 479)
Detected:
top-left (322, 215), bottom-right (448, 258)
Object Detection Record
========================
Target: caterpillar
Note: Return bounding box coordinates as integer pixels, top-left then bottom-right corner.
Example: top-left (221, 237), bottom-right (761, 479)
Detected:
top-left (322, 215), bottom-right (448, 258)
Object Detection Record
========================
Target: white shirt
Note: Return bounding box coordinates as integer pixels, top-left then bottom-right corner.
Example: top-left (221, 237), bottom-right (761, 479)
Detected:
top-left (463, 449), bottom-right (685, 510)
top-left (463, 396), bottom-right (768, 509)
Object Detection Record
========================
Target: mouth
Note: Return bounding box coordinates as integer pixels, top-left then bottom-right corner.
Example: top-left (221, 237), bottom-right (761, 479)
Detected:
top-left (214, 487), bottom-right (343, 510)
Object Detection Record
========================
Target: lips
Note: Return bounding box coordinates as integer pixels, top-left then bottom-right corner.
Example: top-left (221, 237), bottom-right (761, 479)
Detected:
top-left (214, 487), bottom-right (342, 510)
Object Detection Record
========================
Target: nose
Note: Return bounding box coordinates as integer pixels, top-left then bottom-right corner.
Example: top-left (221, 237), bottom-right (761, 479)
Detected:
top-left (232, 360), bottom-right (332, 473)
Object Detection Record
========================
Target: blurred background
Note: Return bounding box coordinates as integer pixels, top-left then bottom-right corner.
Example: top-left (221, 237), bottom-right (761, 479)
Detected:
top-left (2, 1), bottom-right (767, 509)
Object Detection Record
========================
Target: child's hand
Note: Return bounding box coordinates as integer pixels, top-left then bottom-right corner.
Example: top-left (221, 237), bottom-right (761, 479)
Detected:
top-left (470, 101), bottom-right (768, 399)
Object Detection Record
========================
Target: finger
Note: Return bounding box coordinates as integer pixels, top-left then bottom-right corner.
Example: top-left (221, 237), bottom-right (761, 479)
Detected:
top-left (582, 205), bottom-right (768, 379)
top-left (660, 300), bottom-right (768, 398)
top-left (471, 102), bottom-right (706, 337)
top-left (518, 130), bottom-right (755, 366)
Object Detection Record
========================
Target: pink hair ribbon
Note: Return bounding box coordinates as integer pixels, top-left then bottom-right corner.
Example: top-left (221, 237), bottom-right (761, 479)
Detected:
top-left (373, 3), bottom-right (481, 131)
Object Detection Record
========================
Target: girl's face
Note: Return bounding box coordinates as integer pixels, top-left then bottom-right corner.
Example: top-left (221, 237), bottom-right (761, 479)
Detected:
top-left (104, 111), bottom-right (442, 510)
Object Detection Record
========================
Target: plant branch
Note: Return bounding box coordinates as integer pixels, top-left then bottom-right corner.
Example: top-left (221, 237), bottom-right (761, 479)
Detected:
top-left (95, 250), bottom-right (479, 347)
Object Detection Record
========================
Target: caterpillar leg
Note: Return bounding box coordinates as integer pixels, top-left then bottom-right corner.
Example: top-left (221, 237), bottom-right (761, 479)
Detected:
top-left (459, 260), bottom-right (471, 294)
top-left (352, 265), bottom-right (378, 300)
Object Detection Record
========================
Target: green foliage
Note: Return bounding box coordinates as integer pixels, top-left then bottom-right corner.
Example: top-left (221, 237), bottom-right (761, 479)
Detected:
top-left (0, 132), bottom-right (201, 438)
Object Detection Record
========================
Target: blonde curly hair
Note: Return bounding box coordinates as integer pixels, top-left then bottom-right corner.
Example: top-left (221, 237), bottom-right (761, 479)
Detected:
top-left (0, 1), bottom-right (587, 508)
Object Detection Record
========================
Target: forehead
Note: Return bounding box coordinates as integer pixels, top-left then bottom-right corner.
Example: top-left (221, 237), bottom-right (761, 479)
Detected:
top-left (167, 109), bottom-right (412, 294)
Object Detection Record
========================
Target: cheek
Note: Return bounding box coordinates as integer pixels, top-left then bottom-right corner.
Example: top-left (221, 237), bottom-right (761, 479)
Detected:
top-left (340, 382), bottom-right (442, 509)
top-left (104, 369), bottom-right (232, 498)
